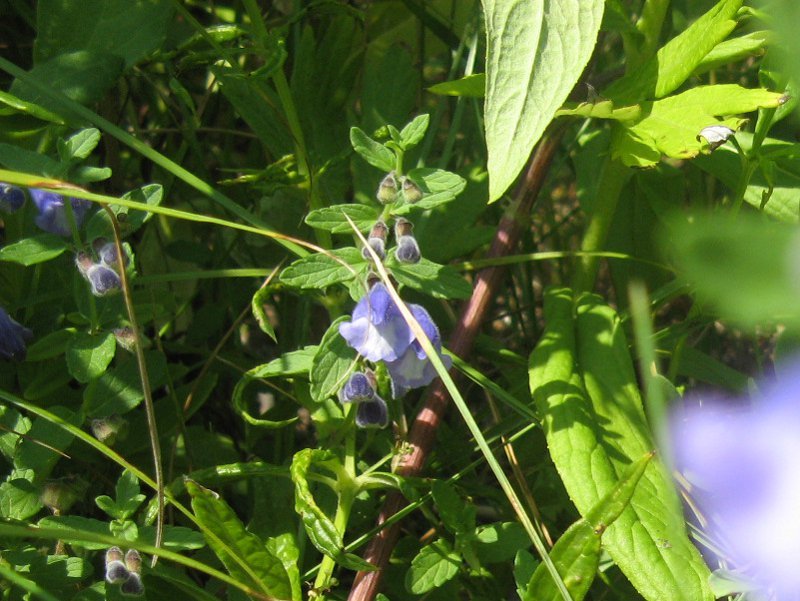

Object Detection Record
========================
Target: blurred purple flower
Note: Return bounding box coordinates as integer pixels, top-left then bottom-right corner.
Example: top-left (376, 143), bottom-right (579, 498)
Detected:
top-left (0, 183), bottom-right (25, 212)
top-left (0, 307), bottom-right (32, 361)
top-left (672, 366), bottom-right (800, 598)
top-left (30, 189), bottom-right (92, 236)
top-left (386, 304), bottom-right (451, 398)
top-left (339, 282), bottom-right (414, 363)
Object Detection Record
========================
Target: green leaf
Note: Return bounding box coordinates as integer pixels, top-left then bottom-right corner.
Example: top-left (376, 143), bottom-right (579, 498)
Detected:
top-left (386, 256), bottom-right (472, 300)
top-left (524, 453), bottom-right (653, 601)
top-left (280, 247), bottom-right (366, 290)
top-left (115, 470), bottom-right (146, 519)
top-left (0, 234), bottom-right (68, 266)
top-left (86, 184), bottom-right (164, 241)
top-left (83, 350), bottom-right (168, 417)
top-left (310, 317), bottom-right (357, 403)
top-left (0, 479), bottom-right (42, 520)
top-left (37, 515), bottom-right (109, 550)
top-left (391, 168), bottom-right (466, 213)
top-left (431, 480), bottom-right (475, 535)
top-left (0, 89), bottom-right (65, 124)
top-left (405, 539), bottom-right (461, 594)
top-left (603, 0), bottom-right (743, 103)
top-left (694, 31), bottom-right (769, 76)
top-left (66, 331), bottom-right (116, 383)
top-left (611, 84), bottom-right (785, 167)
top-left (290, 448), bottom-right (376, 572)
top-left (398, 114), bottom-right (430, 150)
top-left (21, 328), bottom-right (75, 363)
top-left (475, 522), bottom-right (530, 564)
top-left (186, 480), bottom-right (294, 600)
top-left (305, 204), bottom-right (379, 234)
top-left (251, 285), bottom-right (277, 342)
top-left (555, 100), bottom-right (641, 121)
top-left (529, 288), bottom-right (713, 601)
top-left (58, 128), bottom-right (101, 161)
top-left (483, 0), bottom-right (604, 201)
top-left (349, 126), bottom-right (395, 172)
top-left (15, 406), bottom-right (77, 482)
top-left (0, 406), bottom-right (31, 462)
top-left (35, 0), bottom-right (173, 69)
top-left (427, 73), bottom-right (485, 98)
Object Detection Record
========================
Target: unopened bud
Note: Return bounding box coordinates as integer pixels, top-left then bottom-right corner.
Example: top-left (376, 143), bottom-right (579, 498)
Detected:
top-left (40, 477), bottom-right (85, 513)
top-left (340, 371), bottom-right (376, 403)
top-left (362, 220), bottom-right (388, 261)
top-left (75, 252), bottom-right (94, 278)
top-left (401, 177), bottom-right (423, 203)
top-left (395, 236), bottom-right (421, 264)
top-left (105, 546), bottom-right (129, 583)
top-left (95, 240), bottom-right (130, 269)
top-left (121, 572), bottom-right (144, 597)
top-left (113, 328), bottom-right (137, 353)
top-left (355, 397), bottom-right (389, 429)
top-left (697, 125), bottom-right (736, 152)
top-left (0, 184), bottom-right (25, 213)
top-left (87, 264), bottom-right (121, 296)
top-left (394, 218), bottom-right (413, 239)
top-left (91, 415), bottom-right (128, 446)
top-left (376, 172), bottom-right (398, 204)
top-left (124, 549), bottom-right (142, 574)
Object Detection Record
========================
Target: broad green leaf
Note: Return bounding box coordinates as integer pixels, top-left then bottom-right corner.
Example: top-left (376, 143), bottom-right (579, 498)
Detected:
top-left (349, 126), bottom-right (395, 172)
top-left (305, 204), bottom-right (379, 234)
top-left (0, 479), bottom-right (42, 520)
top-left (398, 114), bottom-right (430, 150)
top-left (58, 128), bottom-right (101, 161)
top-left (483, 0), bottom-right (604, 202)
top-left (427, 73), bottom-right (486, 98)
top-left (66, 331), bottom-right (116, 383)
top-left (405, 539), bottom-right (461, 594)
top-left (693, 31), bottom-right (769, 76)
top-left (86, 183), bottom-right (164, 241)
top-left (431, 480), bottom-right (475, 535)
top-left (385, 256), bottom-right (472, 300)
top-left (667, 213), bottom-right (800, 330)
top-left (524, 453), bottom-right (653, 601)
top-left (0, 234), bottom-right (67, 266)
top-left (0, 406), bottom-right (31, 462)
top-left (391, 168), bottom-right (466, 214)
top-left (280, 247), bottom-right (365, 290)
top-left (35, 0), bottom-right (173, 69)
top-left (187, 480), bottom-right (294, 600)
top-left (529, 288), bottom-right (713, 601)
top-left (474, 522), bottom-right (530, 564)
top-left (37, 515), bottom-right (111, 550)
top-left (83, 350), bottom-right (168, 417)
top-left (290, 448), bottom-right (375, 572)
top-left (14, 407), bottom-right (77, 482)
top-left (611, 85), bottom-right (785, 167)
top-left (555, 100), bottom-right (641, 121)
top-left (309, 317), bottom-right (357, 403)
top-left (25, 329), bottom-right (75, 362)
top-left (603, 0), bottom-right (742, 103)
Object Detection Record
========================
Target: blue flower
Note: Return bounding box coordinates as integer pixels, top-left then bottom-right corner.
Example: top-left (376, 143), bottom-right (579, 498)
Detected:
top-left (339, 371), bottom-right (376, 403)
top-left (355, 397), bottom-right (389, 429)
top-left (671, 364), bottom-right (800, 598)
top-left (0, 307), bottom-right (32, 361)
top-left (86, 264), bottom-right (121, 296)
top-left (385, 304), bottom-right (451, 397)
top-left (30, 189), bottom-right (92, 236)
top-left (338, 283), bottom-right (414, 363)
top-left (0, 183), bottom-right (25, 213)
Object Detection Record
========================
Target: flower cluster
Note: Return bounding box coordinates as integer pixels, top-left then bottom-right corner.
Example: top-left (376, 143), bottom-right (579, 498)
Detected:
top-left (338, 281), bottom-right (450, 428)
top-left (671, 364), bottom-right (800, 599)
top-left (363, 171), bottom-right (422, 265)
top-left (75, 239), bottom-right (129, 297)
top-left (0, 183), bottom-right (93, 236)
top-left (104, 547), bottom-right (144, 596)
top-left (339, 371), bottom-right (389, 429)
top-left (0, 307), bottom-right (32, 361)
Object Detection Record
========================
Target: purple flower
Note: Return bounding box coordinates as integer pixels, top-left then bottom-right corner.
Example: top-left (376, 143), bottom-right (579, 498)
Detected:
top-left (0, 183), bottom-right (25, 212)
top-left (355, 397), bottom-right (389, 429)
top-left (86, 264), bottom-right (121, 296)
top-left (0, 307), bottom-right (32, 361)
top-left (385, 304), bottom-right (451, 397)
top-left (671, 365), bottom-right (800, 598)
top-left (339, 372), bottom-right (376, 403)
top-left (30, 189), bottom-right (92, 236)
top-left (338, 283), bottom-right (414, 363)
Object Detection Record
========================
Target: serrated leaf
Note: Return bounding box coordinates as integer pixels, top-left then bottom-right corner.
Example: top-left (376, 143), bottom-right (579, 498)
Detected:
top-left (611, 84), bottom-right (785, 167)
top-left (310, 317), bottom-right (357, 403)
top-left (398, 114), bottom-right (430, 150)
top-left (427, 73), bottom-right (486, 97)
top-left (603, 0), bottom-right (743, 103)
top-left (405, 539), bottom-right (460, 594)
top-left (290, 449), bottom-right (376, 572)
top-left (386, 256), bottom-right (471, 300)
top-left (114, 470), bottom-right (145, 518)
top-left (483, 0), bottom-right (604, 201)
top-left (529, 288), bottom-right (713, 601)
top-left (305, 204), bottom-right (379, 234)
top-left (524, 453), bottom-right (653, 601)
top-left (0, 234), bottom-right (68, 266)
top-left (280, 247), bottom-right (365, 290)
top-left (65, 331), bottom-right (116, 383)
top-left (187, 480), bottom-right (294, 600)
top-left (391, 168), bottom-right (466, 213)
top-left (350, 126), bottom-right (395, 172)
top-left (0, 479), bottom-right (42, 520)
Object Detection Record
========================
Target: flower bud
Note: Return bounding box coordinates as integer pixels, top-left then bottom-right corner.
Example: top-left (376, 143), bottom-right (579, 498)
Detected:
top-left (113, 328), bottom-right (138, 353)
top-left (697, 125), bottom-right (735, 152)
top-left (95, 239), bottom-right (130, 269)
top-left (87, 264), bottom-right (122, 296)
top-left (91, 415), bottom-right (128, 446)
top-left (121, 572), bottom-right (144, 597)
top-left (75, 252), bottom-right (95, 278)
top-left (376, 172), bottom-right (398, 204)
top-left (105, 547), bottom-right (129, 583)
top-left (124, 549), bottom-right (142, 574)
top-left (362, 220), bottom-right (388, 261)
top-left (40, 477), bottom-right (85, 513)
top-left (395, 236), bottom-right (421, 264)
top-left (0, 183), bottom-right (25, 213)
top-left (339, 371), bottom-right (376, 403)
top-left (401, 177), bottom-right (423, 203)
top-left (355, 397), bottom-right (389, 429)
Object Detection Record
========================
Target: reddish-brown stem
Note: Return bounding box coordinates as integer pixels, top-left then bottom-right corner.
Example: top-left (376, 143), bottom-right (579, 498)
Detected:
top-left (347, 128), bottom-right (564, 601)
